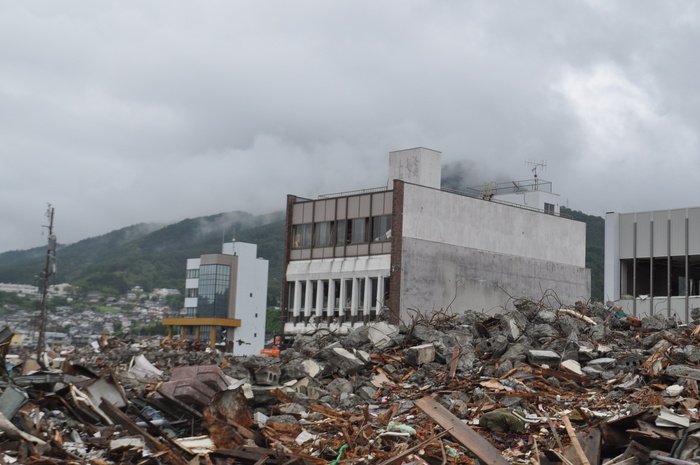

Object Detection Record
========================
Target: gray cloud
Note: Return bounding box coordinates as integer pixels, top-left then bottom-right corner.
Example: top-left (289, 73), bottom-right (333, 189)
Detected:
top-left (2, 1), bottom-right (700, 251)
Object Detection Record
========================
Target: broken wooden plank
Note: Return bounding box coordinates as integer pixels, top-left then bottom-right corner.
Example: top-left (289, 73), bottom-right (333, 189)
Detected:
top-left (561, 414), bottom-right (591, 465)
top-left (414, 396), bottom-right (509, 465)
top-left (449, 345), bottom-right (460, 378)
top-left (563, 428), bottom-right (601, 465)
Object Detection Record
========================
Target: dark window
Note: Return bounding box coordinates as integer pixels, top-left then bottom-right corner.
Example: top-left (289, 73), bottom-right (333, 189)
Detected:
top-left (314, 221), bottom-right (333, 247)
top-left (199, 325), bottom-right (211, 343)
top-left (350, 218), bottom-right (368, 243)
top-left (544, 203), bottom-right (555, 215)
top-left (357, 278), bottom-right (366, 311)
top-left (186, 269), bottom-right (199, 279)
top-left (288, 282), bottom-right (296, 306)
top-left (372, 215), bottom-right (391, 242)
top-left (336, 220), bottom-right (349, 245)
top-left (186, 288), bottom-right (198, 298)
top-left (292, 223), bottom-right (313, 248)
top-left (370, 277), bottom-right (378, 308)
top-left (343, 279), bottom-right (352, 309)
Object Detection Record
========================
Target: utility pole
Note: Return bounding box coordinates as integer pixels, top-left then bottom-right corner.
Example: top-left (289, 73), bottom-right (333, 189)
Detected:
top-left (36, 205), bottom-right (56, 369)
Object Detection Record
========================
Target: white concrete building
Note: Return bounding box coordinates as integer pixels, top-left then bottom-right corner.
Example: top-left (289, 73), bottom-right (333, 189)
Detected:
top-left (282, 147), bottom-right (590, 334)
top-left (162, 241), bottom-right (269, 355)
top-left (0, 282), bottom-right (72, 298)
top-left (605, 208), bottom-right (700, 321)
top-left (0, 283), bottom-right (38, 296)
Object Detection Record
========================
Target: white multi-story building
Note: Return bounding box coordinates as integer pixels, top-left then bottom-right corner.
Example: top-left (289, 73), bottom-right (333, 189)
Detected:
top-left (282, 147), bottom-right (590, 334)
top-left (605, 207), bottom-right (700, 321)
top-left (162, 241), bottom-right (269, 355)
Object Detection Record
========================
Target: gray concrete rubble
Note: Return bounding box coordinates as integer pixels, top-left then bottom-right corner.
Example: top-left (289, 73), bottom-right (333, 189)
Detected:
top-left (4, 299), bottom-right (700, 464)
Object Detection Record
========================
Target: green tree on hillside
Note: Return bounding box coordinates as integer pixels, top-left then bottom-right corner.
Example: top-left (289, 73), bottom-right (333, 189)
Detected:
top-left (561, 206), bottom-right (604, 302)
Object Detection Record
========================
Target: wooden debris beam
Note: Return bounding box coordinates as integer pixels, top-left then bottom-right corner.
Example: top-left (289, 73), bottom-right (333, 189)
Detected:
top-left (414, 396), bottom-right (509, 465)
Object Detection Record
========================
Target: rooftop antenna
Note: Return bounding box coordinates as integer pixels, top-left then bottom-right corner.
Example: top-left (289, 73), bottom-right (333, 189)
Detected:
top-left (526, 160), bottom-right (547, 190)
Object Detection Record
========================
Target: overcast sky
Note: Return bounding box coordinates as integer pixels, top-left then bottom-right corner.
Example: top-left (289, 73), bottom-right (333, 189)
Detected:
top-left (3, 1), bottom-right (700, 252)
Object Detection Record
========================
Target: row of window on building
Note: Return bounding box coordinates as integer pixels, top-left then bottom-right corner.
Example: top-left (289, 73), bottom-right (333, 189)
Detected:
top-left (620, 257), bottom-right (700, 298)
top-left (292, 215), bottom-right (391, 249)
top-left (287, 276), bottom-right (390, 322)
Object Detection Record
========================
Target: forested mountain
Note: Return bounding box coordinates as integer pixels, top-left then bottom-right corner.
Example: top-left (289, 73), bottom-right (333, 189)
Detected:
top-left (0, 211), bottom-right (286, 305)
top-left (0, 207), bottom-right (605, 307)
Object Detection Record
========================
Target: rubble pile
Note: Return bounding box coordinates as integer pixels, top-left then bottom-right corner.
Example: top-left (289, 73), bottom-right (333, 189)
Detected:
top-left (3, 298), bottom-right (700, 464)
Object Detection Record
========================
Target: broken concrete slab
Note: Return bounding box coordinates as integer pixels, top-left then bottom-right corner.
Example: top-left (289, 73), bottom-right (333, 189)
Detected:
top-left (560, 359), bottom-right (583, 376)
top-left (323, 347), bottom-right (366, 375)
top-left (586, 357), bottom-right (618, 371)
top-left (404, 343), bottom-right (436, 366)
top-left (527, 350), bottom-right (561, 366)
top-left (500, 314), bottom-right (522, 342)
top-left (475, 335), bottom-right (508, 358)
top-left (527, 323), bottom-right (559, 339)
top-left (367, 322), bottom-right (399, 349)
top-left (666, 364), bottom-right (700, 380)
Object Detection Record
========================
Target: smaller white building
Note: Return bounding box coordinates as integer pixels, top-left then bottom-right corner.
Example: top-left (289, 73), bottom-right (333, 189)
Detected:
top-left (163, 241), bottom-right (269, 356)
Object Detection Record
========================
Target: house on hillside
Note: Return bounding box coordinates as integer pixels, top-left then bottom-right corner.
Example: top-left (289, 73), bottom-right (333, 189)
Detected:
top-left (162, 240), bottom-right (268, 355)
top-left (605, 208), bottom-right (700, 321)
top-left (282, 147), bottom-right (590, 334)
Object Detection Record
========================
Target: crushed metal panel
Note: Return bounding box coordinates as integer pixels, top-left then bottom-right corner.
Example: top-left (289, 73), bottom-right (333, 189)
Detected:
top-left (0, 386), bottom-right (28, 420)
top-left (82, 374), bottom-right (129, 409)
top-left (129, 354), bottom-right (164, 379)
top-left (68, 384), bottom-right (114, 425)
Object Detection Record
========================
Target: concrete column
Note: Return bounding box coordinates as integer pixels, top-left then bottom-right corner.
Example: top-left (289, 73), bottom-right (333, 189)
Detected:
top-left (350, 278), bottom-right (358, 316)
top-left (180, 326), bottom-right (186, 339)
top-left (293, 281), bottom-right (302, 317)
top-left (210, 326), bottom-right (216, 348)
top-left (195, 326), bottom-right (200, 341)
top-left (304, 279), bottom-right (312, 317)
top-left (339, 278), bottom-right (346, 308)
top-left (328, 278), bottom-right (336, 317)
top-left (364, 276), bottom-right (372, 313)
top-left (377, 276), bottom-right (385, 309)
top-left (167, 326), bottom-right (173, 338)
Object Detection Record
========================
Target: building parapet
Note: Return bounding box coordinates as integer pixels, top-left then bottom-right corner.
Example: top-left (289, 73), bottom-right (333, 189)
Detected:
top-left (318, 186), bottom-right (388, 199)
